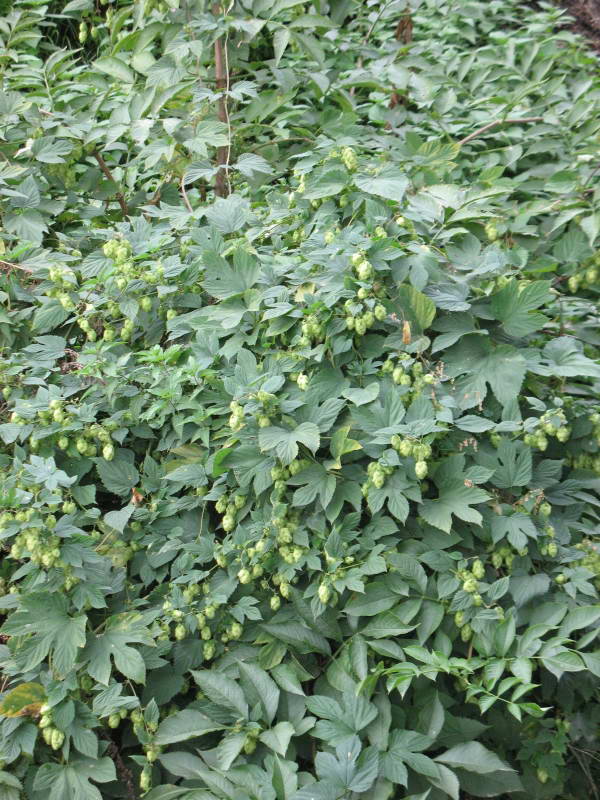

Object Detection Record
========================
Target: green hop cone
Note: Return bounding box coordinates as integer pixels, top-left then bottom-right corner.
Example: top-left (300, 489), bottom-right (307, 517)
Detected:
top-left (237, 568), bottom-right (251, 584)
top-left (270, 595), bottom-right (281, 611)
top-left (472, 559), bottom-right (485, 580)
top-left (317, 583), bottom-right (331, 604)
top-left (415, 461), bottom-right (428, 480)
top-left (50, 729), bottom-right (65, 750)
top-left (460, 624), bottom-right (472, 642)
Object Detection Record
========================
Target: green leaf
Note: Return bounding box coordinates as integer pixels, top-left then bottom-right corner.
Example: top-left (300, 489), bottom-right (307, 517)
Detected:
top-left (273, 27), bottom-right (291, 66)
top-left (190, 671), bottom-right (248, 717)
top-left (205, 194), bottom-right (251, 233)
top-left (541, 649), bottom-right (585, 679)
top-left (1, 593), bottom-right (86, 676)
top-left (82, 613), bottom-right (153, 685)
top-left (361, 612), bottom-right (416, 639)
top-left (32, 138), bottom-right (72, 164)
top-left (534, 336), bottom-right (600, 379)
top-left (435, 741), bottom-right (516, 774)
top-left (4, 209), bottom-right (47, 244)
top-left (235, 153), bottom-right (274, 178)
top-left (382, 730), bottom-right (437, 785)
top-left (494, 616), bottom-right (516, 656)
top-left (237, 661), bottom-right (280, 724)
top-left (303, 169), bottom-right (348, 200)
top-left (104, 504), bottom-right (134, 534)
top-left (0, 771), bottom-right (22, 800)
top-left (417, 601), bottom-right (444, 644)
top-left (490, 280), bottom-right (552, 337)
top-left (488, 439), bottom-right (532, 488)
top-left (94, 56), bottom-right (135, 83)
top-left (367, 471), bottom-right (411, 523)
top-left (491, 513), bottom-right (537, 549)
top-left (445, 338), bottom-right (527, 409)
top-left (216, 732), bottom-right (246, 770)
top-left (158, 752), bottom-right (204, 780)
top-left (155, 710), bottom-right (225, 745)
top-left (261, 622), bottom-right (331, 655)
top-left (395, 285), bottom-right (437, 333)
top-left (355, 168), bottom-right (409, 202)
top-left (95, 450), bottom-right (139, 497)
top-left (307, 695), bottom-right (377, 743)
top-left (259, 422), bottom-right (320, 465)
top-left (202, 251), bottom-right (260, 299)
top-left (559, 606), bottom-right (600, 636)
top-left (32, 300), bottom-right (70, 333)
top-left (342, 383), bottom-right (379, 406)
top-left (33, 758), bottom-right (116, 800)
top-left (144, 788), bottom-right (197, 800)
top-left (345, 582), bottom-right (398, 617)
top-left (510, 658), bottom-right (533, 684)
top-left (23, 336), bottom-right (66, 363)
top-left (164, 463), bottom-right (207, 486)
top-left (581, 651), bottom-right (600, 678)
top-left (259, 721), bottom-right (295, 755)
top-left (420, 455), bottom-right (490, 532)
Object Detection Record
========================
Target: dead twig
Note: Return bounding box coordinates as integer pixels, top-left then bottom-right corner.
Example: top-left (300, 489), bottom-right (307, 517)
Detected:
top-left (395, 4), bottom-right (413, 43)
top-left (386, 6), bottom-right (412, 116)
top-left (457, 117), bottom-right (543, 146)
top-left (92, 149), bottom-right (129, 216)
top-left (0, 259), bottom-right (32, 274)
top-left (568, 745), bottom-right (600, 800)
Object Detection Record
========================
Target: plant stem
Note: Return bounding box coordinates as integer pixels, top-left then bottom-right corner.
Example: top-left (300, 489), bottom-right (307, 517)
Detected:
top-left (92, 150), bottom-right (129, 216)
top-left (458, 117), bottom-right (543, 146)
top-left (102, 734), bottom-right (139, 800)
top-left (213, 3), bottom-right (230, 197)
top-left (180, 173), bottom-right (193, 213)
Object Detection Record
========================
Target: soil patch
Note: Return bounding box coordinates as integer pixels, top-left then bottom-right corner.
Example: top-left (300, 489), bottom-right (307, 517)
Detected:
top-left (560, 0), bottom-right (600, 51)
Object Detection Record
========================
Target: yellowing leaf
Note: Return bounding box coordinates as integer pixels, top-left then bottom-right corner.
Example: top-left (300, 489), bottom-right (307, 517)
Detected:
top-left (329, 426), bottom-right (362, 469)
top-left (0, 682), bottom-right (46, 718)
top-left (295, 282), bottom-right (316, 301)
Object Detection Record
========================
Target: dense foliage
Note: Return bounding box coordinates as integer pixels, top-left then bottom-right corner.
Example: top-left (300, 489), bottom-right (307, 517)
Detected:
top-left (0, 0), bottom-right (600, 798)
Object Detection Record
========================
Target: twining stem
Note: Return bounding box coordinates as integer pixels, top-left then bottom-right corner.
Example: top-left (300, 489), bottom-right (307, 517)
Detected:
top-left (457, 116), bottom-right (543, 146)
top-left (213, 3), bottom-right (231, 197)
top-left (101, 734), bottom-right (138, 800)
top-left (92, 150), bottom-right (129, 216)
top-left (180, 173), bottom-right (193, 213)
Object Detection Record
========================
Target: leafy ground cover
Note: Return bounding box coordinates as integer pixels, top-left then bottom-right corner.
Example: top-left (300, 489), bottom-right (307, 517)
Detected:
top-left (0, 0), bottom-right (600, 798)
